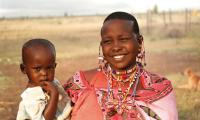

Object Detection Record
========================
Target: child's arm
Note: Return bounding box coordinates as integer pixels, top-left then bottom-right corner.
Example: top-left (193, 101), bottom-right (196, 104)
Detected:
top-left (41, 81), bottom-right (59, 120)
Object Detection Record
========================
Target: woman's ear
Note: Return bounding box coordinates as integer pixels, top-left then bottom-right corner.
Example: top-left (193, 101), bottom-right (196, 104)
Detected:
top-left (137, 35), bottom-right (143, 45)
top-left (20, 63), bottom-right (26, 74)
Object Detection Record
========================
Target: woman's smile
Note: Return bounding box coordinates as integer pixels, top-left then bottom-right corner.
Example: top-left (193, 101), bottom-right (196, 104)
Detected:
top-left (113, 55), bottom-right (125, 61)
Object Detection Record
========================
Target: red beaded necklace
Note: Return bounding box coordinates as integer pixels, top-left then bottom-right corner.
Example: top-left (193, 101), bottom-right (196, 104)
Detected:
top-left (102, 63), bottom-right (141, 115)
top-left (111, 65), bottom-right (137, 83)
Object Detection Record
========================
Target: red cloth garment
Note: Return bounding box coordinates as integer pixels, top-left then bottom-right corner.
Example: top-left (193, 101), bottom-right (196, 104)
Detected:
top-left (64, 68), bottom-right (178, 120)
top-left (65, 71), bottom-right (104, 120)
top-left (70, 87), bottom-right (104, 120)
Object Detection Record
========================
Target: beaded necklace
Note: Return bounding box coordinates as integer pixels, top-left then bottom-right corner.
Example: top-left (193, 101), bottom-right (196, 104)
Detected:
top-left (111, 65), bottom-right (137, 83)
top-left (102, 63), bottom-right (141, 116)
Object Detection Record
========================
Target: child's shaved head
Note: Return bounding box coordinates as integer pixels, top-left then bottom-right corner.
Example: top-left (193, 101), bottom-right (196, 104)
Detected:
top-left (22, 38), bottom-right (56, 64)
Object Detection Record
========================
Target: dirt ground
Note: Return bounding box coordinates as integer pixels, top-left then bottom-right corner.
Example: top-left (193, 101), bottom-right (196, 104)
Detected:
top-left (0, 11), bottom-right (200, 119)
top-left (0, 51), bottom-right (199, 120)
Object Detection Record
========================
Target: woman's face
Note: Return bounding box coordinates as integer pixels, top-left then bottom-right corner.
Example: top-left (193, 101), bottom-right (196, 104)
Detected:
top-left (101, 19), bottom-right (141, 71)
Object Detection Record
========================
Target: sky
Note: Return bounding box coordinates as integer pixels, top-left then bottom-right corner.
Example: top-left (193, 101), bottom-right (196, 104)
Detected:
top-left (0, 0), bottom-right (200, 18)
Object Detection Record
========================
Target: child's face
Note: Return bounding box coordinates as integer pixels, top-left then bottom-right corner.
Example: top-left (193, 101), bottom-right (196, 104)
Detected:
top-left (101, 19), bottom-right (140, 71)
top-left (21, 46), bottom-right (56, 87)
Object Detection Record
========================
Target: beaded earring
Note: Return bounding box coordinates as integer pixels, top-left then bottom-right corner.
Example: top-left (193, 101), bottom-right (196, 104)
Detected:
top-left (136, 38), bottom-right (146, 66)
top-left (97, 45), bottom-right (105, 71)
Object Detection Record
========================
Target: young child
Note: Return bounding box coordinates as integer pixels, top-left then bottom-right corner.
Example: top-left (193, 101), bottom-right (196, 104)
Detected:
top-left (17, 39), bottom-right (72, 120)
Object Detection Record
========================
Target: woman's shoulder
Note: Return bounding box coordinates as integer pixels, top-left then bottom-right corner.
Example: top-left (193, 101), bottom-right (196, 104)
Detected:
top-left (83, 68), bottom-right (99, 83)
top-left (136, 69), bottom-right (173, 103)
top-left (64, 69), bottom-right (98, 88)
top-left (63, 69), bottom-right (100, 103)
top-left (142, 69), bottom-right (170, 83)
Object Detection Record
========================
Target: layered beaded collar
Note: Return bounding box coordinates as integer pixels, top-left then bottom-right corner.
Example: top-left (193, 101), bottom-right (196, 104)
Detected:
top-left (102, 63), bottom-right (142, 115)
top-left (110, 65), bottom-right (137, 83)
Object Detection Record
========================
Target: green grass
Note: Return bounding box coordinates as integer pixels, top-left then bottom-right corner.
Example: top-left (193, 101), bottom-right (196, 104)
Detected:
top-left (176, 89), bottom-right (200, 120)
top-left (166, 73), bottom-right (200, 120)
top-left (166, 73), bottom-right (187, 88)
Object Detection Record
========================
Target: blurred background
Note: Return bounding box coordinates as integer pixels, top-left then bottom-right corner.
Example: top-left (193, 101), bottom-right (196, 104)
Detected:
top-left (0, 0), bottom-right (200, 119)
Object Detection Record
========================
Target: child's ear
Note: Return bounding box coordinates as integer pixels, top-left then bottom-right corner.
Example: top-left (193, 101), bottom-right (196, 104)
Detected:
top-left (54, 63), bottom-right (57, 68)
top-left (20, 63), bottom-right (26, 74)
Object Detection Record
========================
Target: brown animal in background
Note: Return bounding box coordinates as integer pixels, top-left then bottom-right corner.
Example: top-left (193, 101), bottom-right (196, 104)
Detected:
top-left (184, 68), bottom-right (200, 90)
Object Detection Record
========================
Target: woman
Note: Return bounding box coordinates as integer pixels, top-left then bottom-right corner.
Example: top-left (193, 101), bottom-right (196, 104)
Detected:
top-left (64, 11), bottom-right (178, 120)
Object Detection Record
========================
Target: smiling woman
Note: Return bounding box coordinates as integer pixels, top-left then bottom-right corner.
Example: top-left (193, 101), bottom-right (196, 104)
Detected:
top-left (100, 19), bottom-right (140, 71)
top-left (64, 11), bottom-right (178, 120)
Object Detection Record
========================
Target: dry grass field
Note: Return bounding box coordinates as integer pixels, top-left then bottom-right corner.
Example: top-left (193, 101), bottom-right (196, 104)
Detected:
top-left (0, 11), bottom-right (200, 120)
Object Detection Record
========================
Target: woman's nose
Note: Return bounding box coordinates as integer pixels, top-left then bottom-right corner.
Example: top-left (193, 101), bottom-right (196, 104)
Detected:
top-left (112, 41), bottom-right (122, 52)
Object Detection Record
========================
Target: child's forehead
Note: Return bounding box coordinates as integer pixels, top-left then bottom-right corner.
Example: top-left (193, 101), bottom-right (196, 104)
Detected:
top-left (24, 45), bottom-right (47, 54)
top-left (27, 45), bottom-right (53, 55)
top-left (23, 45), bottom-right (55, 60)
top-left (26, 44), bottom-right (47, 50)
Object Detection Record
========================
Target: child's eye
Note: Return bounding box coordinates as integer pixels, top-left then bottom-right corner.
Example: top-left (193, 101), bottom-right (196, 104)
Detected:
top-left (47, 64), bottom-right (56, 70)
top-left (47, 66), bottom-right (55, 70)
top-left (34, 67), bottom-right (41, 72)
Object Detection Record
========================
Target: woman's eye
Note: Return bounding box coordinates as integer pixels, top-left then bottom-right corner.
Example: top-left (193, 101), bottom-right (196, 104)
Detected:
top-left (101, 39), bottom-right (111, 45)
top-left (119, 37), bottom-right (130, 41)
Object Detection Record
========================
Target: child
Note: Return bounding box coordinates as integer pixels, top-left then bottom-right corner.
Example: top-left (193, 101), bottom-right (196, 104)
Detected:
top-left (17, 39), bottom-right (72, 120)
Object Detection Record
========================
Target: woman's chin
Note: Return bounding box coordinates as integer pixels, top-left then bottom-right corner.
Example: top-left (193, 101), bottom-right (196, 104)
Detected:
top-left (110, 64), bottom-right (128, 71)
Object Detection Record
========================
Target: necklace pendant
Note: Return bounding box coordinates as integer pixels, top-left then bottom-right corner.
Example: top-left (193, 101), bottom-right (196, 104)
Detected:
top-left (129, 111), bottom-right (137, 118)
top-left (117, 107), bottom-right (123, 114)
top-left (116, 101), bottom-right (124, 115)
top-left (107, 107), bottom-right (117, 117)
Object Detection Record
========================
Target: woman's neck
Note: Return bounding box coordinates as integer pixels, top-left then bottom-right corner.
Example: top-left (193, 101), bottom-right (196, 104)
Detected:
top-left (105, 63), bottom-right (137, 83)
top-left (109, 62), bottom-right (137, 73)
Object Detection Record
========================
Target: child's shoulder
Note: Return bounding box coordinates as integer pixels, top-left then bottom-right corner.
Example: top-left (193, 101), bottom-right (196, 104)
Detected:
top-left (20, 86), bottom-right (46, 102)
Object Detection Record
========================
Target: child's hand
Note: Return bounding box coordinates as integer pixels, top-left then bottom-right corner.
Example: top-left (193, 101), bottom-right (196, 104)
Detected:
top-left (41, 81), bottom-right (58, 96)
top-left (40, 81), bottom-right (59, 120)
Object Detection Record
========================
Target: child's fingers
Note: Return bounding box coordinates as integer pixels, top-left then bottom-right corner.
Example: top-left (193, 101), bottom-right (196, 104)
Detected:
top-left (40, 81), bottom-right (50, 90)
top-left (40, 81), bottom-right (46, 87)
top-left (40, 81), bottom-right (57, 93)
top-left (40, 81), bottom-right (50, 86)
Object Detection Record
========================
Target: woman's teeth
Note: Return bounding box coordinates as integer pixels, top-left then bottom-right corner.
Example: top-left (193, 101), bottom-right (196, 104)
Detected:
top-left (113, 55), bottom-right (124, 60)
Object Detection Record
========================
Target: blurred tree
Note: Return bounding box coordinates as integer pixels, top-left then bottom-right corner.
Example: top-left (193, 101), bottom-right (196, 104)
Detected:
top-left (152, 5), bottom-right (158, 14)
top-left (64, 12), bottom-right (68, 17)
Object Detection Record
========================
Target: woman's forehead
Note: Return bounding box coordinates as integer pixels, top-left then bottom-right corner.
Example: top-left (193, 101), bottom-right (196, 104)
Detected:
top-left (103, 19), bottom-right (133, 25)
top-left (101, 19), bottom-right (134, 33)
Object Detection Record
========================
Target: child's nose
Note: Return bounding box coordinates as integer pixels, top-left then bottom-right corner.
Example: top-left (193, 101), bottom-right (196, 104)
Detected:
top-left (41, 69), bottom-right (48, 76)
top-left (40, 71), bottom-right (48, 81)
